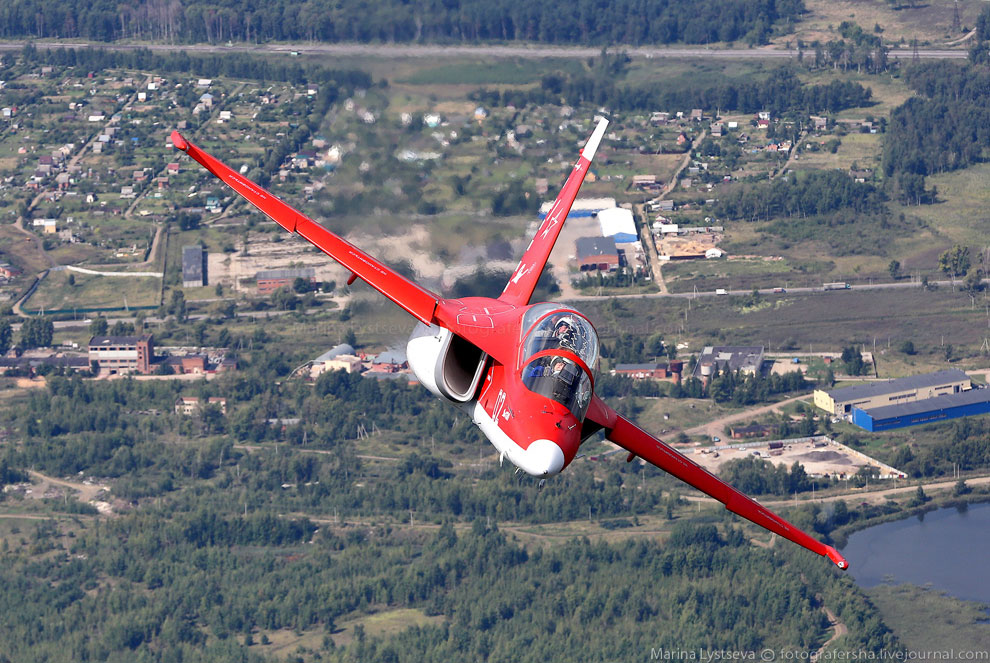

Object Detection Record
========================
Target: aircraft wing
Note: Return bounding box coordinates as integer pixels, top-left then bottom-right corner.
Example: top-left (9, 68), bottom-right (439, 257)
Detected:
top-left (170, 131), bottom-right (439, 325)
top-left (586, 396), bottom-right (849, 569)
top-left (498, 117), bottom-right (608, 307)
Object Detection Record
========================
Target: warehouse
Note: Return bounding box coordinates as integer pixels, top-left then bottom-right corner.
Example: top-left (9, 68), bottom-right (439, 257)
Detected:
top-left (182, 245), bottom-right (206, 288)
top-left (575, 237), bottom-right (620, 272)
top-left (852, 388), bottom-right (990, 432)
top-left (597, 207), bottom-right (637, 243)
top-left (813, 369), bottom-right (971, 417)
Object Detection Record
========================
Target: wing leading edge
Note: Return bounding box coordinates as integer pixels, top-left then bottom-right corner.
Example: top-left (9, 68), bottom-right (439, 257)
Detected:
top-left (498, 117), bottom-right (608, 307)
top-left (588, 397), bottom-right (849, 569)
top-left (170, 131), bottom-right (438, 325)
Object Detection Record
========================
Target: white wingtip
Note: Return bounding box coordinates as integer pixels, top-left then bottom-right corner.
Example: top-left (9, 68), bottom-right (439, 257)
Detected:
top-left (582, 117), bottom-right (609, 163)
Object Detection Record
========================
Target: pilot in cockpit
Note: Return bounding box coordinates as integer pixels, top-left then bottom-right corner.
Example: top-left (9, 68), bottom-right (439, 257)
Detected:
top-left (553, 316), bottom-right (579, 353)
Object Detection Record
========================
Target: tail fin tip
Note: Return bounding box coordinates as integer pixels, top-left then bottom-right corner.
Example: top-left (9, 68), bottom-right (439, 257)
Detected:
top-left (582, 117), bottom-right (609, 163)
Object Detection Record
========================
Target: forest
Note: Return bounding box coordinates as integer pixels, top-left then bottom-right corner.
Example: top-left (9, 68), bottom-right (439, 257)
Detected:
top-left (0, 0), bottom-right (803, 45)
top-left (883, 60), bottom-right (990, 201)
top-left (711, 171), bottom-right (911, 256)
top-left (475, 65), bottom-right (872, 116)
top-left (0, 368), bottom-right (909, 662)
top-left (1, 330), bottom-right (980, 661)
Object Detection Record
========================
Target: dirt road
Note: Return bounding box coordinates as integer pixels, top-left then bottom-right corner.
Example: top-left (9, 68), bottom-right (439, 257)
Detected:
top-left (683, 394), bottom-right (810, 439)
top-left (27, 470), bottom-right (108, 503)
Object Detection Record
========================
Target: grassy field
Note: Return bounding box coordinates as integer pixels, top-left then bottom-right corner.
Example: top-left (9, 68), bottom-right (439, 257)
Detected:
top-left (662, 257), bottom-right (798, 293)
top-left (396, 58), bottom-right (583, 86)
top-left (793, 132), bottom-right (883, 172)
top-left (623, 58), bottom-right (787, 88)
top-left (26, 269), bottom-right (162, 312)
top-left (892, 163), bottom-right (990, 250)
top-left (867, 584), bottom-right (990, 654)
top-left (639, 396), bottom-right (744, 435)
top-left (793, 0), bottom-right (983, 46)
top-left (578, 286), bottom-right (990, 364)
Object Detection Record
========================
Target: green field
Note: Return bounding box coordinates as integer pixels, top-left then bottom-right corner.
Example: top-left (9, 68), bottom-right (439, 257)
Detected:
top-left (867, 584), bottom-right (990, 654)
top-left (893, 163), bottom-right (990, 250)
top-left (578, 286), bottom-right (990, 364)
top-left (25, 269), bottom-right (162, 313)
top-left (397, 58), bottom-right (584, 85)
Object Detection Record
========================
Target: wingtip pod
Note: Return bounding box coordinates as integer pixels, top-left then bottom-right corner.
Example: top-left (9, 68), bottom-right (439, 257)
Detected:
top-left (826, 547), bottom-right (850, 570)
top-left (581, 117), bottom-right (609, 163)
top-left (170, 130), bottom-right (188, 152)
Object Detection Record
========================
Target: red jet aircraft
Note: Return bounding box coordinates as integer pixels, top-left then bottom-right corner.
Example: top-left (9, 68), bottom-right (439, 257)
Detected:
top-left (170, 119), bottom-right (848, 570)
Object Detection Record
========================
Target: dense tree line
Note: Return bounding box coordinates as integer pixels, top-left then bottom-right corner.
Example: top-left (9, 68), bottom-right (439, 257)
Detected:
top-left (0, 509), bottom-right (899, 662)
top-left (883, 61), bottom-right (990, 197)
top-left (18, 316), bottom-right (54, 349)
top-left (715, 170), bottom-right (886, 223)
top-left (597, 369), bottom-right (807, 406)
top-left (800, 22), bottom-right (891, 74)
top-left (0, 0), bottom-right (803, 46)
top-left (23, 43), bottom-right (372, 90)
top-left (706, 368), bottom-right (807, 406)
top-left (712, 170), bottom-right (912, 256)
top-left (886, 416), bottom-right (990, 479)
top-left (476, 65), bottom-right (872, 115)
top-left (4, 373), bottom-right (906, 662)
top-left (720, 457), bottom-right (822, 495)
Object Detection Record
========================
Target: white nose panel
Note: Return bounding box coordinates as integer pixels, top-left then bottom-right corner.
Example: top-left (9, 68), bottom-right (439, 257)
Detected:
top-left (524, 439), bottom-right (565, 476)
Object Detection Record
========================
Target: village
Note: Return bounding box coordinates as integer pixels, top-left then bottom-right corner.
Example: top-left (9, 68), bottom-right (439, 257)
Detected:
top-left (2, 51), bottom-right (987, 499)
top-left (0, 55), bottom-right (892, 318)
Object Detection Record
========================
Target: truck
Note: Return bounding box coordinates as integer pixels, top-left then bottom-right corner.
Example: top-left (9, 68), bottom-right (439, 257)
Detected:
top-left (823, 282), bottom-right (850, 291)
top-left (715, 288), bottom-right (728, 295)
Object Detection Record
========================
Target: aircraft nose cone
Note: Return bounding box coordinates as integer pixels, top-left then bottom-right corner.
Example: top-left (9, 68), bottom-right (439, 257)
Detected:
top-left (527, 439), bottom-right (565, 476)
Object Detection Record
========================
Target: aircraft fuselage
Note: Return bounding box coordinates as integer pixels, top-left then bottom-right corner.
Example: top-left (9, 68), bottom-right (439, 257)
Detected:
top-left (406, 298), bottom-right (596, 477)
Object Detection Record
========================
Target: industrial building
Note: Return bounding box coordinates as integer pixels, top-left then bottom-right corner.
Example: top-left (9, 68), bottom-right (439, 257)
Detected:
top-left (611, 361), bottom-right (683, 382)
top-left (814, 369), bottom-right (971, 417)
top-left (181, 245), bottom-right (206, 288)
top-left (597, 207), bottom-right (637, 243)
top-left (310, 343), bottom-right (362, 378)
top-left (256, 267), bottom-right (316, 294)
top-left (692, 346), bottom-right (765, 380)
top-left (575, 237), bottom-right (620, 272)
top-left (88, 335), bottom-right (154, 375)
top-left (852, 387), bottom-right (990, 432)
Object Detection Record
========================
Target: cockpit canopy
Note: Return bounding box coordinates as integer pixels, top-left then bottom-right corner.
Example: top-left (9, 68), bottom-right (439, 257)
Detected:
top-left (519, 305), bottom-right (599, 419)
top-left (520, 304), bottom-right (599, 373)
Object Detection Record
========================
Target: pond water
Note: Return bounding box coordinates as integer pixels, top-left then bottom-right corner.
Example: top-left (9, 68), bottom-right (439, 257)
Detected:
top-left (840, 501), bottom-right (990, 603)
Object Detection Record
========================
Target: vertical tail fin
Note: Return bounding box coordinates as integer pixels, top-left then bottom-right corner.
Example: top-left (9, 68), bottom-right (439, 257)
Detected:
top-left (498, 117), bottom-right (608, 306)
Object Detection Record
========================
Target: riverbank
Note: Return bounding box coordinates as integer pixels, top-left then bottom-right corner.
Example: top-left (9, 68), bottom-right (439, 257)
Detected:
top-left (867, 584), bottom-right (990, 655)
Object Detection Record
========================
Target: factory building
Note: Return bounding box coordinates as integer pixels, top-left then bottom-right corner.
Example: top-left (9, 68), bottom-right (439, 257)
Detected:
top-left (814, 369), bottom-right (971, 417)
top-left (256, 267), bottom-right (317, 294)
top-left (692, 346), bottom-right (765, 380)
top-left (88, 335), bottom-right (154, 375)
top-left (852, 388), bottom-right (990, 432)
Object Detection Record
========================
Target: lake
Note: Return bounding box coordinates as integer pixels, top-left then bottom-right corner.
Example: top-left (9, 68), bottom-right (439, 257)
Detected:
top-left (840, 501), bottom-right (990, 603)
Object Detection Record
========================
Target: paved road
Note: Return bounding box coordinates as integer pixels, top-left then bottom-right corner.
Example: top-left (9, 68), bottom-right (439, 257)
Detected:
top-left (564, 277), bottom-right (971, 302)
top-left (0, 40), bottom-right (970, 61)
